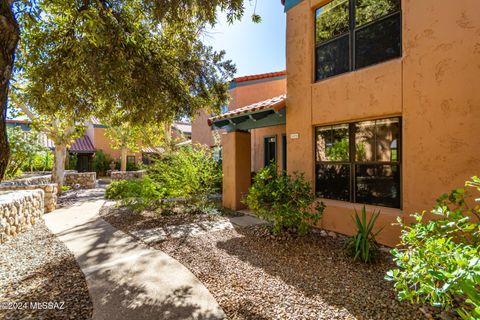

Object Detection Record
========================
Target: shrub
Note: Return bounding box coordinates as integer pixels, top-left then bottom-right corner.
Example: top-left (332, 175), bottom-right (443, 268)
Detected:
top-left (93, 150), bottom-right (113, 176)
top-left (244, 163), bottom-right (325, 235)
top-left (148, 145), bottom-right (222, 208)
top-left (105, 177), bottom-right (162, 212)
top-left (345, 206), bottom-right (383, 263)
top-left (386, 177), bottom-right (480, 319)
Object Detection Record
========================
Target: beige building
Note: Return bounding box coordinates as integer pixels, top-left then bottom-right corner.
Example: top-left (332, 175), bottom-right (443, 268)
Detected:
top-left (207, 0), bottom-right (480, 246)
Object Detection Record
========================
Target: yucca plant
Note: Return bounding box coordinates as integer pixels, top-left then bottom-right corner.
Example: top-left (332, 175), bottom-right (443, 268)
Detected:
top-left (346, 205), bottom-right (383, 263)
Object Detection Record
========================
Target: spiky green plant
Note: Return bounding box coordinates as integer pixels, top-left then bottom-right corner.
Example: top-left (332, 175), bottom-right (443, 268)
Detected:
top-left (346, 205), bottom-right (383, 263)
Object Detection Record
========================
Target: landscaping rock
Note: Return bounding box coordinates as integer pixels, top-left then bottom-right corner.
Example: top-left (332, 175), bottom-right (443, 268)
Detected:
top-left (0, 220), bottom-right (92, 320)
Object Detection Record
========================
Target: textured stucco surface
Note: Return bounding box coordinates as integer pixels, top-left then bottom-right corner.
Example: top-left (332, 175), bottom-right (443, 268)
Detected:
top-left (286, 0), bottom-right (480, 246)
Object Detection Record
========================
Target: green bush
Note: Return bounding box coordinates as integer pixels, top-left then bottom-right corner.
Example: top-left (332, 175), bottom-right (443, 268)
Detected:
top-left (244, 163), bottom-right (325, 235)
top-left (93, 150), bottom-right (113, 176)
top-left (386, 177), bottom-right (480, 319)
top-left (346, 206), bottom-right (383, 263)
top-left (148, 145), bottom-right (222, 208)
top-left (105, 177), bottom-right (162, 212)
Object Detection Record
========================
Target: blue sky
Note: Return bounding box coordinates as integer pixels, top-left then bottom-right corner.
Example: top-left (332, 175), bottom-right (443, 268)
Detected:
top-left (204, 1), bottom-right (286, 77)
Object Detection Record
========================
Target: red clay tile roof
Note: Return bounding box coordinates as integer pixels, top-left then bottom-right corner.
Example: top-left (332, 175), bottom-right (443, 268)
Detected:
top-left (208, 94), bottom-right (286, 126)
top-left (233, 70), bottom-right (286, 84)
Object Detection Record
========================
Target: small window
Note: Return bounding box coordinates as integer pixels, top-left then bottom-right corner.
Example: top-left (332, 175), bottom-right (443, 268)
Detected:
top-left (315, 117), bottom-right (401, 208)
top-left (127, 156), bottom-right (136, 164)
top-left (264, 136), bottom-right (277, 167)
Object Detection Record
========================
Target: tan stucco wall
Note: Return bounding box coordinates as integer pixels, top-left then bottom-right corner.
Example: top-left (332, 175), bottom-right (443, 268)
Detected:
top-left (191, 110), bottom-right (215, 148)
top-left (222, 131), bottom-right (251, 210)
top-left (251, 125), bottom-right (286, 173)
top-left (286, 0), bottom-right (480, 246)
top-left (229, 78), bottom-right (286, 111)
top-left (93, 127), bottom-right (142, 163)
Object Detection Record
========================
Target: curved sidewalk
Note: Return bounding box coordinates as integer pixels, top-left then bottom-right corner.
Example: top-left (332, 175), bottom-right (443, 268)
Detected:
top-left (44, 189), bottom-right (225, 320)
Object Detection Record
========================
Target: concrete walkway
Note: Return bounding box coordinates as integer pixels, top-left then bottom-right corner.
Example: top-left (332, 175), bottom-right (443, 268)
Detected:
top-left (44, 189), bottom-right (225, 320)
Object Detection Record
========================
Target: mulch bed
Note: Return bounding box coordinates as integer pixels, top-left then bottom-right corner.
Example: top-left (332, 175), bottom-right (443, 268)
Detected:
top-left (102, 204), bottom-right (436, 320)
top-left (0, 221), bottom-right (93, 320)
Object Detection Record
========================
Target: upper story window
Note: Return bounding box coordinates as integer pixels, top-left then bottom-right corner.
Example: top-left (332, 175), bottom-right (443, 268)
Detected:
top-left (315, 0), bottom-right (401, 81)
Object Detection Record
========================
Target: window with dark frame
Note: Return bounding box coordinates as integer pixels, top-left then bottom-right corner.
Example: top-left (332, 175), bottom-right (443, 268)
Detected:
top-left (315, 0), bottom-right (401, 81)
top-left (315, 117), bottom-right (401, 208)
top-left (127, 156), bottom-right (136, 164)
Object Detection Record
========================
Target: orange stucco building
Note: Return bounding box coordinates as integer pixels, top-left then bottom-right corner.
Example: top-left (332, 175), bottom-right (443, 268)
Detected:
top-left (209, 0), bottom-right (480, 246)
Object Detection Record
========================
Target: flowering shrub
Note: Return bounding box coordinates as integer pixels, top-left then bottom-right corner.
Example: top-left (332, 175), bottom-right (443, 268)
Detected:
top-left (244, 164), bottom-right (325, 235)
top-left (386, 177), bottom-right (480, 319)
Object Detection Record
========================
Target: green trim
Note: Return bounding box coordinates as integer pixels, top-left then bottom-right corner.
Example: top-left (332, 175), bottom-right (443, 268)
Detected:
top-left (214, 108), bottom-right (286, 132)
top-left (284, 0), bottom-right (303, 12)
top-left (93, 124), bottom-right (108, 128)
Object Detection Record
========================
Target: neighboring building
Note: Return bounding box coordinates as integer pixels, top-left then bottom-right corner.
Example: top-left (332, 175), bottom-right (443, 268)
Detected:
top-left (7, 118), bottom-right (192, 172)
top-left (210, 0), bottom-right (480, 246)
top-left (192, 70), bottom-right (287, 172)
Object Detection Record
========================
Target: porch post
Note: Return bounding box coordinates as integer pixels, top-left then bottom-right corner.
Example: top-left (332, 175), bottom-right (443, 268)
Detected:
top-left (222, 131), bottom-right (251, 211)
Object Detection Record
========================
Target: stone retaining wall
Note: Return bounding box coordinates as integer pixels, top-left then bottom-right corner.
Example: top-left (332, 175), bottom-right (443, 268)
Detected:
top-left (0, 190), bottom-right (44, 244)
top-left (1, 175), bottom-right (52, 186)
top-left (111, 170), bottom-right (146, 181)
top-left (64, 172), bottom-right (96, 189)
top-left (1, 172), bottom-right (96, 190)
top-left (0, 184), bottom-right (58, 213)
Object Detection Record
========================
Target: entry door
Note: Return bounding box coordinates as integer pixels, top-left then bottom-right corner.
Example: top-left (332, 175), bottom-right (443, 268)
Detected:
top-left (264, 136), bottom-right (277, 167)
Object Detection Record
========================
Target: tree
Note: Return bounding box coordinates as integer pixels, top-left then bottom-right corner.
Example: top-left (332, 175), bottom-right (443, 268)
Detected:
top-left (105, 121), bottom-right (169, 171)
top-left (0, 0), bottom-right (257, 180)
top-left (5, 125), bottom-right (44, 179)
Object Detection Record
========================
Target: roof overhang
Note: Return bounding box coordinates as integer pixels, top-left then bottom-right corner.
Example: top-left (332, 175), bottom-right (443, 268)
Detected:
top-left (208, 95), bottom-right (286, 132)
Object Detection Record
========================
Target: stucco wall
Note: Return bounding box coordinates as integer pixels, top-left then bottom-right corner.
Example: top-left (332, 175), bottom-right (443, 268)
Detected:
top-left (229, 78), bottom-right (287, 111)
top-left (285, 0), bottom-right (480, 246)
top-left (192, 110), bottom-right (215, 148)
top-left (251, 125), bottom-right (286, 173)
top-left (93, 127), bottom-right (142, 163)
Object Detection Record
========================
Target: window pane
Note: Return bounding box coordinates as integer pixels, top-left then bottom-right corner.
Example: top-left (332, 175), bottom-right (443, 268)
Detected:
top-left (376, 118), bottom-right (400, 162)
top-left (355, 120), bottom-right (376, 161)
top-left (315, 0), bottom-right (350, 44)
top-left (355, 0), bottom-right (401, 27)
top-left (316, 124), bottom-right (349, 162)
top-left (316, 164), bottom-right (351, 201)
top-left (355, 13), bottom-right (401, 69)
top-left (315, 35), bottom-right (350, 81)
top-left (355, 164), bottom-right (400, 208)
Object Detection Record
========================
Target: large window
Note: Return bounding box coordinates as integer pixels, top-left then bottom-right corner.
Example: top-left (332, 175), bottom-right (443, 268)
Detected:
top-left (315, 0), bottom-right (401, 81)
top-left (315, 117), bottom-right (401, 208)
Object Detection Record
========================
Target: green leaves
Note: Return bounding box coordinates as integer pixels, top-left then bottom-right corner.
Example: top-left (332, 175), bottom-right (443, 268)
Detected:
top-left (386, 177), bottom-right (480, 319)
top-left (244, 163), bottom-right (326, 235)
top-left (345, 205), bottom-right (382, 263)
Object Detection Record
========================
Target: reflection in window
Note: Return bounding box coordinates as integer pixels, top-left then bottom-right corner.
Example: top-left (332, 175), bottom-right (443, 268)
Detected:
top-left (316, 124), bottom-right (349, 162)
top-left (315, 117), bottom-right (401, 208)
top-left (315, 0), bottom-right (350, 44)
top-left (355, 0), bottom-right (400, 27)
top-left (356, 164), bottom-right (400, 208)
top-left (314, 0), bottom-right (402, 81)
top-left (316, 164), bottom-right (351, 201)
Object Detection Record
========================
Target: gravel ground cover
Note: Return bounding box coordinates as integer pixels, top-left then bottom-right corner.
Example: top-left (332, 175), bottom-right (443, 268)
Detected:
top-left (0, 220), bottom-right (93, 320)
top-left (100, 204), bottom-right (229, 233)
top-left (102, 205), bottom-right (434, 320)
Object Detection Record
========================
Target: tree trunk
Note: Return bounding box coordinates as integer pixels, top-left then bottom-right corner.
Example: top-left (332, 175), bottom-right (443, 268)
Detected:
top-left (120, 147), bottom-right (127, 171)
top-left (52, 142), bottom-right (67, 193)
top-left (0, 1), bottom-right (20, 180)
